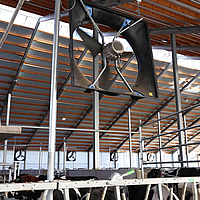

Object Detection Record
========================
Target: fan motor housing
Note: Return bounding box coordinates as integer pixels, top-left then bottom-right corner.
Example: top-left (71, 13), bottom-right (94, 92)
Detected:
top-left (103, 40), bottom-right (124, 61)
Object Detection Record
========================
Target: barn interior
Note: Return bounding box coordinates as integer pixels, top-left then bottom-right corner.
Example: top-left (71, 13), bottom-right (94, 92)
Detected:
top-left (0, 0), bottom-right (200, 199)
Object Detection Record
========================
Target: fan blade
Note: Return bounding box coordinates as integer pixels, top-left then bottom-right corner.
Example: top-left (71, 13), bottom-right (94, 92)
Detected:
top-left (121, 51), bottom-right (134, 59)
top-left (77, 28), bottom-right (102, 57)
top-left (72, 58), bottom-right (91, 87)
top-left (101, 61), bottom-right (110, 90)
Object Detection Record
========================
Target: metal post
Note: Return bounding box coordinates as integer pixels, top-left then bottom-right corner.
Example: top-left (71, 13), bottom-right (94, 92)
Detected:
top-left (3, 93), bottom-right (11, 169)
top-left (192, 182), bottom-right (198, 200)
top-left (114, 158), bottom-right (117, 169)
top-left (13, 162), bottom-right (17, 180)
top-left (115, 186), bottom-right (121, 200)
top-left (47, 0), bottom-right (60, 199)
top-left (182, 182), bottom-right (187, 200)
top-left (63, 138), bottom-right (66, 174)
top-left (87, 151), bottom-right (90, 169)
top-left (128, 108), bottom-right (132, 168)
top-left (57, 150), bottom-right (60, 172)
top-left (183, 115), bottom-right (189, 167)
top-left (17, 162), bottom-right (20, 176)
top-left (169, 188), bottom-right (173, 200)
top-left (8, 167), bottom-right (12, 182)
top-left (158, 184), bottom-right (163, 200)
top-left (101, 186), bottom-right (108, 200)
top-left (139, 120), bottom-right (144, 178)
top-left (144, 184), bottom-right (151, 200)
top-left (64, 188), bottom-right (70, 200)
top-left (39, 143), bottom-right (42, 175)
top-left (157, 112), bottom-right (162, 168)
top-left (93, 26), bottom-right (100, 170)
top-left (172, 152), bottom-right (175, 168)
top-left (23, 156), bottom-right (26, 170)
top-left (171, 34), bottom-right (185, 168)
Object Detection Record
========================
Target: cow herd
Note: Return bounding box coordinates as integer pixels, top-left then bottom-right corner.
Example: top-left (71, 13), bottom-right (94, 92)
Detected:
top-left (2, 168), bottom-right (200, 200)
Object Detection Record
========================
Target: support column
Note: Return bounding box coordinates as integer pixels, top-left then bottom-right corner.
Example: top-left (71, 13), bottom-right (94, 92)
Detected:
top-left (93, 27), bottom-right (100, 169)
top-left (87, 151), bottom-right (90, 169)
top-left (63, 138), bottom-right (66, 173)
top-left (39, 143), bottom-right (42, 175)
top-left (139, 120), bottom-right (144, 178)
top-left (57, 150), bottom-right (60, 171)
top-left (183, 115), bottom-right (189, 167)
top-left (157, 112), bottom-right (162, 168)
top-left (171, 34), bottom-right (184, 168)
top-left (128, 108), bottom-right (132, 168)
top-left (47, 0), bottom-right (60, 199)
top-left (3, 93), bottom-right (11, 169)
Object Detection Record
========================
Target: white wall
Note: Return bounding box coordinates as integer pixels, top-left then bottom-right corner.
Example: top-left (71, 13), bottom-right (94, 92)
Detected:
top-left (0, 150), bottom-right (199, 170)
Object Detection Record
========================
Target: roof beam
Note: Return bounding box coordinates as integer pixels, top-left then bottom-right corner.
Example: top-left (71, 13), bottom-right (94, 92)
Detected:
top-left (153, 45), bottom-right (200, 51)
top-left (150, 25), bottom-right (200, 35)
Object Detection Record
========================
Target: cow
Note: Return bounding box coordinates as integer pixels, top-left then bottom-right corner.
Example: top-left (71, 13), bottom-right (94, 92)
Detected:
top-left (168, 168), bottom-right (200, 200)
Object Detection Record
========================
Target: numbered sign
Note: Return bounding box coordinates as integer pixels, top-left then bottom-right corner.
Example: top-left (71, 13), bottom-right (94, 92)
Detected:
top-left (110, 152), bottom-right (118, 161)
top-left (14, 149), bottom-right (26, 161)
top-left (67, 151), bottom-right (76, 161)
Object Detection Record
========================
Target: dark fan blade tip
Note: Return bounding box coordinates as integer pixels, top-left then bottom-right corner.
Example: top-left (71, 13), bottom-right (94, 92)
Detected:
top-left (124, 91), bottom-right (144, 99)
top-left (121, 51), bottom-right (134, 59)
top-left (101, 63), bottom-right (110, 90)
top-left (76, 28), bottom-right (102, 56)
top-left (84, 86), bottom-right (120, 96)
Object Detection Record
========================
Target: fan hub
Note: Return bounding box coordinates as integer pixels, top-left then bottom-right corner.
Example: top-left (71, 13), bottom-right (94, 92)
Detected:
top-left (103, 40), bottom-right (124, 61)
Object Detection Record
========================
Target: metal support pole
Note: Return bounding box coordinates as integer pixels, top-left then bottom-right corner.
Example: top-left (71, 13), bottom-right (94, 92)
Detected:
top-left (183, 115), bottom-right (189, 167)
top-left (139, 120), bottom-right (144, 178)
top-left (17, 162), bottom-right (20, 177)
top-left (171, 34), bottom-right (185, 168)
top-left (0, 0), bottom-right (26, 48)
top-left (157, 112), bottom-right (162, 168)
top-left (87, 151), bottom-right (90, 169)
top-left (39, 143), bottom-right (42, 175)
top-left (63, 138), bottom-right (66, 174)
top-left (101, 186), bottom-right (108, 200)
top-left (8, 167), bottom-right (12, 182)
top-left (172, 153), bottom-right (175, 168)
top-left (3, 93), bottom-right (11, 169)
top-left (182, 182), bottom-right (187, 200)
top-left (63, 188), bottom-right (70, 200)
top-left (115, 186), bottom-right (121, 200)
top-left (47, 0), bottom-right (60, 199)
top-left (13, 162), bottom-right (17, 180)
top-left (93, 27), bottom-right (100, 170)
top-left (192, 182), bottom-right (198, 200)
top-left (23, 156), bottom-right (26, 170)
top-left (57, 150), bottom-right (60, 171)
top-left (169, 188), bottom-right (173, 200)
top-left (128, 108), bottom-right (132, 168)
top-left (158, 184), bottom-right (163, 200)
top-left (144, 184), bottom-right (151, 200)
top-left (114, 158), bottom-right (117, 169)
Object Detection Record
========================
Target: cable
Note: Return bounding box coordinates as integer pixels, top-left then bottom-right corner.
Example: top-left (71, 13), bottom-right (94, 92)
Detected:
top-left (61, 0), bottom-right (76, 11)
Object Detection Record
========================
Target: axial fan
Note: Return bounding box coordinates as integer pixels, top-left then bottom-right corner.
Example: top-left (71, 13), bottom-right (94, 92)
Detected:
top-left (14, 149), bottom-right (26, 161)
top-left (69, 0), bottom-right (158, 100)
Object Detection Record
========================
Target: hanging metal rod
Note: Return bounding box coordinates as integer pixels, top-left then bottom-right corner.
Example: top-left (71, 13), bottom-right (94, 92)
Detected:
top-left (0, 0), bottom-right (26, 49)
